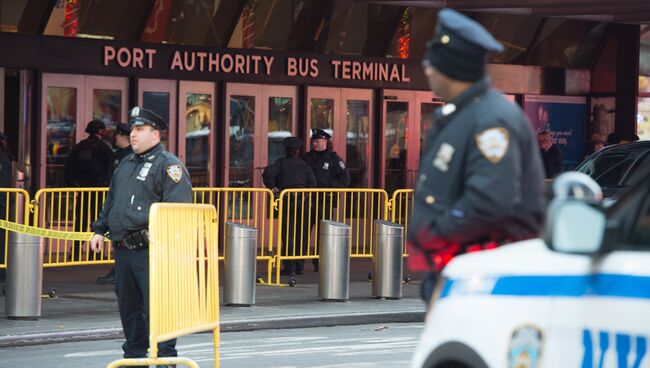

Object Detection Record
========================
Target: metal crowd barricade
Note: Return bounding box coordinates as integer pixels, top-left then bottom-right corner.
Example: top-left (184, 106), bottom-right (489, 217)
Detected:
top-left (389, 189), bottom-right (414, 256)
top-left (273, 188), bottom-right (389, 285)
top-left (32, 188), bottom-right (111, 267)
top-left (193, 188), bottom-right (274, 282)
top-left (0, 188), bottom-right (31, 271)
top-left (107, 203), bottom-right (220, 368)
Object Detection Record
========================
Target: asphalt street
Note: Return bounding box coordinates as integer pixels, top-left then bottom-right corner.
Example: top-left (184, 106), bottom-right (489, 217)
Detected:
top-left (0, 322), bottom-right (423, 368)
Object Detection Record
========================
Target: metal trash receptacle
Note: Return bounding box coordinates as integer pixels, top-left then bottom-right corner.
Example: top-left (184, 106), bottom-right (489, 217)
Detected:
top-left (318, 220), bottom-right (350, 301)
top-left (372, 220), bottom-right (404, 299)
top-left (6, 232), bottom-right (43, 320)
top-left (223, 222), bottom-right (258, 306)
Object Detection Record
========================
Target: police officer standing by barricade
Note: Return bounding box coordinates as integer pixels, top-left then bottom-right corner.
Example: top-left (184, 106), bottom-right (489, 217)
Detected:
top-left (263, 137), bottom-right (316, 276)
top-left (302, 129), bottom-right (350, 271)
top-left (90, 107), bottom-right (192, 363)
top-left (97, 122), bottom-right (133, 285)
top-left (407, 9), bottom-right (545, 302)
top-left (64, 119), bottom-right (114, 259)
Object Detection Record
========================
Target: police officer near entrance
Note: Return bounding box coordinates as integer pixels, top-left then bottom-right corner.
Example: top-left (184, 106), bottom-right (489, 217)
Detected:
top-left (90, 107), bottom-right (192, 362)
top-left (302, 129), bottom-right (351, 271)
top-left (97, 122), bottom-right (133, 285)
top-left (263, 137), bottom-right (316, 276)
top-left (408, 9), bottom-right (545, 301)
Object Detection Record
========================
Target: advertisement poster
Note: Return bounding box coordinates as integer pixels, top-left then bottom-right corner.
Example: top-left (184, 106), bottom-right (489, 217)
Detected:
top-left (524, 95), bottom-right (586, 170)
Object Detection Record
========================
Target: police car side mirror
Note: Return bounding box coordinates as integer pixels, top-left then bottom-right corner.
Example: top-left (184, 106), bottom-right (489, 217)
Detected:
top-left (544, 199), bottom-right (606, 254)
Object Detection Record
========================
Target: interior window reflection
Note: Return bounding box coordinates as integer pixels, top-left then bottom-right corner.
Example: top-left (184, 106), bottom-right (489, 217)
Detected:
top-left (185, 93), bottom-right (212, 187)
top-left (385, 101), bottom-right (408, 195)
top-left (268, 97), bottom-right (293, 165)
top-left (46, 87), bottom-right (77, 187)
top-left (229, 96), bottom-right (255, 188)
top-left (346, 100), bottom-right (369, 188)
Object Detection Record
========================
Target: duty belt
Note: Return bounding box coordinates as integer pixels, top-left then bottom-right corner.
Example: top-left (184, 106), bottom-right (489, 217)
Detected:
top-left (115, 229), bottom-right (149, 250)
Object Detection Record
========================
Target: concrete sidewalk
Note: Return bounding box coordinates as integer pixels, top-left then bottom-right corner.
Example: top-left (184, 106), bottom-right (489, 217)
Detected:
top-left (0, 262), bottom-right (427, 348)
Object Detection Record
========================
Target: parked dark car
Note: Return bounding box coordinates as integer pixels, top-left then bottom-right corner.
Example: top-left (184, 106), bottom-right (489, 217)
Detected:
top-left (576, 140), bottom-right (650, 198)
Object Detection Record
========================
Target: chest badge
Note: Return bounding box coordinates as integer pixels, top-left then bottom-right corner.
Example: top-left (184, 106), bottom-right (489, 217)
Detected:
top-left (167, 164), bottom-right (183, 183)
top-left (137, 162), bottom-right (153, 181)
top-left (433, 143), bottom-right (455, 172)
top-left (476, 127), bottom-right (509, 164)
top-left (322, 162), bottom-right (330, 170)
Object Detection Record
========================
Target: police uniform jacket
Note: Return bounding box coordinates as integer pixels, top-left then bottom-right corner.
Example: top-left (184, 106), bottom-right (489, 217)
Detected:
top-left (114, 146), bottom-right (133, 167)
top-left (92, 143), bottom-right (192, 241)
top-left (301, 150), bottom-right (351, 189)
top-left (409, 78), bottom-right (545, 261)
top-left (64, 135), bottom-right (114, 187)
top-left (262, 156), bottom-right (317, 191)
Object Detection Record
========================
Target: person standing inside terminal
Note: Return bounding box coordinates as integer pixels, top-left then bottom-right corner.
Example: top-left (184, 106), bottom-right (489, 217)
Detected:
top-left (64, 120), bottom-right (114, 260)
top-left (537, 131), bottom-right (563, 179)
top-left (90, 107), bottom-right (192, 362)
top-left (97, 122), bottom-right (133, 285)
top-left (263, 137), bottom-right (316, 276)
top-left (407, 9), bottom-right (545, 302)
top-left (302, 129), bottom-right (351, 271)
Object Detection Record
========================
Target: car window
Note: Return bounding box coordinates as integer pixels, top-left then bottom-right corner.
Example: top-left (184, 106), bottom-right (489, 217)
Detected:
top-left (622, 152), bottom-right (650, 186)
top-left (628, 191), bottom-right (650, 249)
top-left (577, 153), bottom-right (633, 188)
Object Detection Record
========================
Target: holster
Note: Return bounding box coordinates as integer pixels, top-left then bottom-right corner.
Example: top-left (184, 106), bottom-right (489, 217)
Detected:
top-left (116, 229), bottom-right (149, 250)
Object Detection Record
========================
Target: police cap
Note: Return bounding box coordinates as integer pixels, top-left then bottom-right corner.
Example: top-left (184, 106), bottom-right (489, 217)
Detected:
top-left (85, 120), bottom-right (106, 135)
top-left (115, 122), bottom-right (131, 136)
top-left (128, 107), bottom-right (168, 131)
top-left (311, 129), bottom-right (331, 140)
top-left (283, 137), bottom-right (302, 149)
top-left (424, 9), bottom-right (504, 82)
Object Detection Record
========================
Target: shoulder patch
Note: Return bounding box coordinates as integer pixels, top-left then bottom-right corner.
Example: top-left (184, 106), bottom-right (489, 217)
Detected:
top-left (338, 160), bottom-right (346, 170)
top-left (475, 127), bottom-right (509, 164)
top-left (166, 164), bottom-right (183, 183)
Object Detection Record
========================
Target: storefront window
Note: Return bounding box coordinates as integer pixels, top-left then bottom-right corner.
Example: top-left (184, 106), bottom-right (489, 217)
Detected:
top-left (638, 97), bottom-right (650, 140)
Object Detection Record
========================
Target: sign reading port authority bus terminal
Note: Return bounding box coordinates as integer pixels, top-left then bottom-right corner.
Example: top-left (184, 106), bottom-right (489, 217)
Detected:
top-left (101, 45), bottom-right (416, 87)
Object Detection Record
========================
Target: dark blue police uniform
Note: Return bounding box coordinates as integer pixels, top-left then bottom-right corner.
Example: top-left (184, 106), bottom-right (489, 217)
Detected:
top-left (408, 9), bottom-right (545, 277)
top-left (92, 108), bottom-right (192, 359)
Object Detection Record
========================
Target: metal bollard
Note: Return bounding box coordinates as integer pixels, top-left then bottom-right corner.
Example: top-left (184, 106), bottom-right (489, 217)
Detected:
top-left (223, 222), bottom-right (257, 307)
top-left (318, 220), bottom-right (350, 301)
top-left (6, 232), bottom-right (43, 320)
top-left (372, 220), bottom-right (404, 299)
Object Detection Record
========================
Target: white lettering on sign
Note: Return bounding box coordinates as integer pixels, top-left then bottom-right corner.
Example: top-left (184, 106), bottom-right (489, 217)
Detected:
top-left (330, 60), bottom-right (410, 82)
top-left (103, 46), bottom-right (156, 68)
top-left (287, 57), bottom-right (318, 77)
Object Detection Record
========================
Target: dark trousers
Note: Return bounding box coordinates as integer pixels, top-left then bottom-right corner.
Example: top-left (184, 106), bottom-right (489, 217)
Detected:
top-left (282, 193), bottom-right (311, 273)
top-left (72, 192), bottom-right (102, 260)
top-left (114, 247), bottom-right (177, 358)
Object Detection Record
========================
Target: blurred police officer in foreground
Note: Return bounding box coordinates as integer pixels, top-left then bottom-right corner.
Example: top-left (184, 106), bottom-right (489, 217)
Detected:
top-left (64, 119), bottom-right (115, 260)
top-left (90, 107), bottom-right (192, 362)
top-left (263, 137), bottom-right (316, 276)
top-left (408, 9), bottom-right (545, 301)
top-left (96, 122), bottom-right (133, 285)
top-left (302, 129), bottom-right (351, 271)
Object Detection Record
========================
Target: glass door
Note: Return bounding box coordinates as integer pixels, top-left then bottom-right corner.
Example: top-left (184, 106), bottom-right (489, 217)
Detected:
top-left (225, 83), bottom-right (261, 189)
top-left (382, 90), bottom-right (415, 195)
top-left (83, 76), bottom-right (128, 149)
top-left (415, 91), bottom-right (444, 180)
top-left (137, 79), bottom-right (177, 154)
top-left (263, 85), bottom-right (298, 167)
top-left (306, 87), bottom-right (342, 153)
top-left (178, 81), bottom-right (215, 187)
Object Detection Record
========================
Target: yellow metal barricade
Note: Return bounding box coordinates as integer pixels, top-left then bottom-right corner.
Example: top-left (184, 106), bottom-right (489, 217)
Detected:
top-left (273, 188), bottom-right (388, 284)
top-left (389, 189), bottom-right (414, 256)
top-left (193, 187), bottom-right (275, 283)
top-left (32, 188), bottom-right (111, 266)
top-left (0, 188), bottom-right (31, 270)
top-left (107, 203), bottom-right (220, 368)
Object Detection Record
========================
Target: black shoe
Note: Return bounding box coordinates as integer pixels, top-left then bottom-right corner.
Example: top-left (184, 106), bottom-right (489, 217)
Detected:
top-left (280, 269), bottom-right (296, 276)
top-left (97, 269), bottom-right (115, 285)
top-left (312, 260), bottom-right (319, 272)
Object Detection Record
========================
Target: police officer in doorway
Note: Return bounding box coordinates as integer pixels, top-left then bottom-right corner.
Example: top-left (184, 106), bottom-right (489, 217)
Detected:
top-left (302, 129), bottom-right (350, 271)
top-left (408, 9), bottom-right (545, 302)
top-left (97, 122), bottom-right (133, 285)
top-left (90, 107), bottom-right (192, 362)
top-left (263, 137), bottom-right (316, 276)
top-left (64, 119), bottom-right (114, 260)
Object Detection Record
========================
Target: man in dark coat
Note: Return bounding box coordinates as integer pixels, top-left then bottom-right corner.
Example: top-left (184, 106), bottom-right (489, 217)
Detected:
top-left (538, 131), bottom-right (563, 179)
top-left (263, 137), bottom-right (316, 276)
top-left (301, 129), bottom-right (350, 271)
top-left (408, 9), bottom-right (545, 301)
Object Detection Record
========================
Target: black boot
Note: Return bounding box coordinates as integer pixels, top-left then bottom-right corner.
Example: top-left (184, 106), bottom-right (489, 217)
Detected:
top-left (97, 268), bottom-right (115, 285)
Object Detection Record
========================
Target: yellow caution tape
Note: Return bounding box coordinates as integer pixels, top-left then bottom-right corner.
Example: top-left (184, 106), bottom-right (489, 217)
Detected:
top-left (0, 219), bottom-right (94, 241)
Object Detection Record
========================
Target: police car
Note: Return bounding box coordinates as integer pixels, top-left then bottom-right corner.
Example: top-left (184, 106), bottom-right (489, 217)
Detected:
top-left (410, 172), bottom-right (650, 368)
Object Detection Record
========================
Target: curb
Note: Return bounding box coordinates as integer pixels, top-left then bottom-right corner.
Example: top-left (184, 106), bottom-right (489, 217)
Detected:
top-left (0, 311), bottom-right (425, 348)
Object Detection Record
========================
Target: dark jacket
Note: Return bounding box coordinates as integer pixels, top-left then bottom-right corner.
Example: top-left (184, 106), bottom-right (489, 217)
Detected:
top-left (301, 150), bottom-right (351, 189)
top-left (409, 78), bottom-right (545, 269)
top-left (113, 146), bottom-right (133, 172)
top-left (262, 156), bottom-right (317, 191)
top-left (540, 144), bottom-right (563, 179)
top-left (92, 144), bottom-right (192, 241)
top-left (64, 135), bottom-right (114, 187)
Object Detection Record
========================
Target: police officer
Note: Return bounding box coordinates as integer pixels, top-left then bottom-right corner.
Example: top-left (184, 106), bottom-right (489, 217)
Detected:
top-left (90, 107), bottom-right (192, 362)
top-left (263, 137), bottom-right (316, 276)
top-left (64, 119), bottom-right (114, 260)
top-left (97, 122), bottom-right (133, 285)
top-left (302, 129), bottom-right (351, 271)
top-left (408, 9), bottom-right (545, 301)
